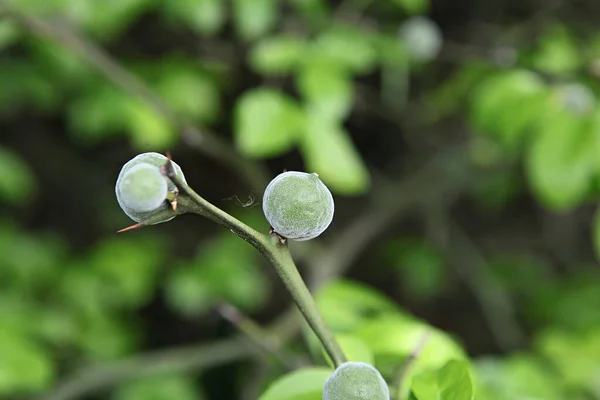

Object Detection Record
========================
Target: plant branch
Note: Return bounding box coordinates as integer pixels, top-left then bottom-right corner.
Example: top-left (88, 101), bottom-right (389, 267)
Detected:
top-left (389, 330), bottom-right (431, 400)
top-left (36, 337), bottom-right (257, 400)
top-left (216, 303), bottom-right (307, 370)
top-left (162, 159), bottom-right (347, 367)
top-left (446, 223), bottom-right (525, 351)
top-left (0, 0), bottom-right (270, 190)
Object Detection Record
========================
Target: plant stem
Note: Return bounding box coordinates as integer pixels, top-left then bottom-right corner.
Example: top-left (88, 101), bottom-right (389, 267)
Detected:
top-left (163, 160), bottom-right (347, 367)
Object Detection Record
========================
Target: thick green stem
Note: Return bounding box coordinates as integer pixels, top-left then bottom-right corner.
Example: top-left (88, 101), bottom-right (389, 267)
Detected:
top-left (163, 160), bottom-right (347, 367)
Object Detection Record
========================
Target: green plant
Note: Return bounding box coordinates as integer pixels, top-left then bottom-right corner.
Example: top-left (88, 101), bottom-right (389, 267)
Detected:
top-left (262, 171), bottom-right (335, 241)
top-left (323, 362), bottom-right (390, 400)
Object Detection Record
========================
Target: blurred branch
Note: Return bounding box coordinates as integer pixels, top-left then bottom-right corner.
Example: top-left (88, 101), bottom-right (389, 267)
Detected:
top-left (390, 330), bottom-right (431, 400)
top-left (36, 337), bottom-right (258, 400)
top-left (216, 303), bottom-right (308, 370)
top-left (0, 1), bottom-right (270, 190)
top-left (446, 223), bottom-right (525, 351)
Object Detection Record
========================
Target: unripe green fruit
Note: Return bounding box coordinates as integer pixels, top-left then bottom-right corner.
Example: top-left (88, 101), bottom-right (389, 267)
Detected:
top-left (262, 171), bottom-right (334, 241)
top-left (115, 152), bottom-right (187, 224)
top-left (323, 362), bottom-right (390, 400)
top-left (117, 163), bottom-right (168, 212)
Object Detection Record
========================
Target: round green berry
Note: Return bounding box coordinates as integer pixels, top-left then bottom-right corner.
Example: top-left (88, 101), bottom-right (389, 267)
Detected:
top-left (262, 171), bottom-right (334, 241)
top-left (115, 152), bottom-right (187, 224)
top-left (323, 362), bottom-right (390, 400)
top-left (117, 163), bottom-right (167, 213)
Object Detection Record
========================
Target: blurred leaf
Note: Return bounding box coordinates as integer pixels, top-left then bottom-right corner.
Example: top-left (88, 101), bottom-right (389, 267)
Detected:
top-left (165, 264), bottom-right (215, 317)
top-left (297, 62), bottom-right (353, 121)
top-left (525, 104), bottom-right (597, 211)
top-left (531, 26), bottom-right (581, 76)
top-left (393, 0), bottom-right (430, 15)
top-left (114, 374), bottom-right (203, 400)
top-left (411, 360), bottom-right (474, 400)
top-left (474, 354), bottom-right (565, 400)
top-left (535, 328), bottom-right (600, 397)
top-left (470, 69), bottom-right (547, 151)
top-left (315, 279), bottom-right (400, 332)
top-left (27, 40), bottom-right (92, 85)
top-left (374, 34), bottom-right (409, 68)
top-left (0, 20), bottom-right (20, 50)
top-left (0, 147), bottom-right (36, 205)
top-left (355, 315), bottom-right (467, 378)
top-left (67, 84), bottom-right (131, 144)
top-left (310, 26), bottom-right (378, 74)
top-left (160, 0), bottom-right (225, 36)
top-left (166, 234), bottom-right (269, 317)
top-left (322, 334), bottom-right (374, 367)
top-left (82, 0), bottom-right (153, 42)
top-left (153, 61), bottom-right (220, 124)
top-left (0, 327), bottom-right (54, 395)
top-left (88, 236), bottom-right (165, 308)
top-left (232, 0), bottom-right (278, 40)
top-left (126, 100), bottom-right (177, 150)
top-left (249, 35), bottom-right (307, 75)
top-left (234, 88), bottom-right (304, 158)
top-left (259, 367), bottom-right (332, 400)
top-left (0, 60), bottom-right (58, 114)
top-left (384, 238), bottom-right (446, 301)
top-left (301, 115), bottom-right (369, 195)
top-left (77, 314), bottom-right (138, 360)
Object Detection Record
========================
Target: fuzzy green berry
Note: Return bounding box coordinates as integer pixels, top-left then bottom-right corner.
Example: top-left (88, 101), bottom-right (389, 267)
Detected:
top-left (323, 362), bottom-right (390, 400)
top-left (262, 171), bottom-right (334, 241)
top-left (117, 163), bottom-right (168, 212)
top-left (115, 152), bottom-right (187, 224)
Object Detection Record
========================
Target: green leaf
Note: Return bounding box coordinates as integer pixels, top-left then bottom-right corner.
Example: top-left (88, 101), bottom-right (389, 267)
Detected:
top-left (234, 88), bottom-right (304, 158)
top-left (77, 314), bottom-right (137, 360)
top-left (125, 100), bottom-right (178, 151)
top-left (259, 367), bottom-right (332, 400)
top-left (249, 35), bottom-right (307, 75)
top-left (310, 26), bottom-right (378, 74)
top-left (297, 62), bottom-right (353, 121)
top-left (525, 104), bottom-right (597, 211)
top-left (0, 327), bottom-right (54, 395)
top-left (160, 0), bottom-right (225, 36)
top-left (0, 147), bottom-right (36, 205)
top-left (0, 20), bottom-right (20, 50)
top-left (232, 0), bottom-right (278, 40)
top-left (384, 238), bottom-right (446, 301)
top-left (322, 334), bottom-right (374, 367)
top-left (393, 0), bottom-right (430, 15)
top-left (67, 84), bottom-right (131, 144)
top-left (411, 360), bottom-right (474, 400)
top-left (474, 354), bottom-right (565, 400)
top-left (165, 264), bottom-right (215, 317)
top-left (82, 0), bottom-right (153, 41)
top-left (113, 374), bottom-right (203, 400)
top-left (153, 61), bottom-right (220, 124)
top-left (355, 315), bottom-right (467, 378)
top-left (535, 328), bottom-right (600, 397)
top-left (531, 26), bottom-right (581, 76)
top-left (166, 234), bottom-right (269, 316)
top-left (88, 236), bottom-right (165, 308)
top-left (470, 69), bottom-right (547, 151)
top-left (301, 115), bottom-right (369, 195)
top-left (315, 279), bottom-right (400, 332)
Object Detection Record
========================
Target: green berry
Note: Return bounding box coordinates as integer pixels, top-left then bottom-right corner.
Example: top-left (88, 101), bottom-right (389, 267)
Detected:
top-left (323, 362), bottom-right (390, 400)
top-left (117, 163), bottom-right (167, 213)
top-left (115, 152), bottom-right (187, 224)
top-left (262, 171), bottom-right (334, 241)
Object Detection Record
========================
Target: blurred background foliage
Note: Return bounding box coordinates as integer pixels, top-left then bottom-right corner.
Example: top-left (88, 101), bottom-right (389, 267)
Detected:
top-left (1, 0), bottom-right (600, 398)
